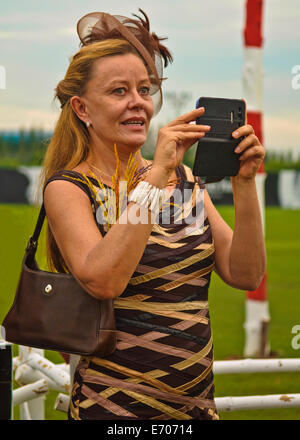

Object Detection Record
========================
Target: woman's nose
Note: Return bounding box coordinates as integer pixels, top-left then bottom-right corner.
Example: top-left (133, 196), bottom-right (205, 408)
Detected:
top-left (128, 89), bottom-right (145, 110)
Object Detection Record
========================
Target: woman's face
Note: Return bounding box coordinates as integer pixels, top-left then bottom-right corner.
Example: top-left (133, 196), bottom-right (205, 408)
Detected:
top-left (79, 53), bottom-right (154, 152)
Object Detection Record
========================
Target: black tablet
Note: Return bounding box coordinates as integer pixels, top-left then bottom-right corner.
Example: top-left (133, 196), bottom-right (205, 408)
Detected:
top-left (192, 97), bottom-right (246, 183)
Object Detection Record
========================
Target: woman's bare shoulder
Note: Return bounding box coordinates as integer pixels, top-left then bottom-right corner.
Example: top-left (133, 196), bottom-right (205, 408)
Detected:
top-left (44, 165), bottom-right (91, 203)
top-left (43, 169), bottom-right (103, 284)
top-left (43, 163), bottom-right (98, 229)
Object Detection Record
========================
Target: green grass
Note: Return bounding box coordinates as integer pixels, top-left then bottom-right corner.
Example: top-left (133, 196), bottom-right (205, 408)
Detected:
top-left (1, 205), bottom-right (300, 420)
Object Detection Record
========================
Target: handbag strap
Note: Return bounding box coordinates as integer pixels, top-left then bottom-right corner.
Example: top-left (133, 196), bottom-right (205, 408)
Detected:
top-left (26, 170), bottom-right (103, 256)
top-left (26, 203), bottom-right (46, 253)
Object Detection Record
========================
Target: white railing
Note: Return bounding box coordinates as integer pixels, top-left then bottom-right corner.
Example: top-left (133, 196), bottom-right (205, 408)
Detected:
top-left (214, 358), bottom-right (300, 374)
top-left (216, 394), bottom-right (300, 412)
top-left (7, 346), bottom-right (300, 419)
top-left (12, 346), bottom-right (70, 420)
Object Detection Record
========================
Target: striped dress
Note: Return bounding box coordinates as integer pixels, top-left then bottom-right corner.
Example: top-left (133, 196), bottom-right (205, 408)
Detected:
top-left (50, 165), bottom-right (218, 420)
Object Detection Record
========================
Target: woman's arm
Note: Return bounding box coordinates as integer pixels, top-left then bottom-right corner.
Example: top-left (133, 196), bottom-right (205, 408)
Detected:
top-left (205, 124), bottom-right (266, 291)
top-left (204, 181), bottom-right (266, 291)
top-left (44, 179), bottom-right (155, 299)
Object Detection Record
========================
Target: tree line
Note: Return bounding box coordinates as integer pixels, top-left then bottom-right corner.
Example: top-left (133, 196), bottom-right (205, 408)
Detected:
top-left (0, 128), bottom-right (299, 172)
top-left (0, 129), bottom-right (50, 167)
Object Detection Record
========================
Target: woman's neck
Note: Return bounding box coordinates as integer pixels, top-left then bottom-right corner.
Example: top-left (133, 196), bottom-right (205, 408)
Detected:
top-left (85, 141), bottom-right (146, 180)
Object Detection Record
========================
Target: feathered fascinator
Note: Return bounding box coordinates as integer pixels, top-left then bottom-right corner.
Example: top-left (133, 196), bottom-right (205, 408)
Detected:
top-left (76, 9), bottom-right (173, 115)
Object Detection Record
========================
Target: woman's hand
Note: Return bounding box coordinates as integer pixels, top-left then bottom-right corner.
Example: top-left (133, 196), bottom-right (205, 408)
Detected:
top-left (150, 107), bottom-right (211, 186)
top-left (232, 124), bottom-right (265, 180)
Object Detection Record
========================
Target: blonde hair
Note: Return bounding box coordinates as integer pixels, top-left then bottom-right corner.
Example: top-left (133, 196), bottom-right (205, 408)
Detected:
top-left (40, 39), bottom-right (140, 273)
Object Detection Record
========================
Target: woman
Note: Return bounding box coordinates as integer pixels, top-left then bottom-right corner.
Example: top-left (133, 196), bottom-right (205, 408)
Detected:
top-left (42, 11), bottom-right (266, 420)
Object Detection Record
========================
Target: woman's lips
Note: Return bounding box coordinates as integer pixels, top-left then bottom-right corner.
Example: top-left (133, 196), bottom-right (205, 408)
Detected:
top-left (121, 118), bottom-right (146, 131)
top-left (121, 117), bottom-right (145, 126)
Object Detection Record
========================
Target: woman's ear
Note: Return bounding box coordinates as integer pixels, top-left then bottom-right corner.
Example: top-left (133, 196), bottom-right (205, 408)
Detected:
top-left (70, 96), bottom-right (89, 123)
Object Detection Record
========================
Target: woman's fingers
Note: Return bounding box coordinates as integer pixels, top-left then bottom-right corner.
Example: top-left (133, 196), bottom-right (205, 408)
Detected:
top-left (232, 124), bottom-right (254, 139)
top-left (168, 123), bottom-right (211, 133)
top-left (158, 120), bottom-right (210, 150)
top-left (177, 131), bottom-right (207, 143)
top-left (231, 123), bottom-right (265, 169)
top-left (168, 106), bottom-right (206, 126)
top-left (238, 144), bottom-right (265, 162)
top-left (234, 133), bottom-right (259, 154)
top-left (153, 106), bottom-right (210, 173)
top-left (232, 126), bottom-right (265, 163)
top-left (158, 129), bottom-right (207, 149)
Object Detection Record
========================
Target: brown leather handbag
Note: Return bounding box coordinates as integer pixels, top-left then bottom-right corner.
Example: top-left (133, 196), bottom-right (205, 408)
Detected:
top-left (2, 182), bottom-right (116, 357)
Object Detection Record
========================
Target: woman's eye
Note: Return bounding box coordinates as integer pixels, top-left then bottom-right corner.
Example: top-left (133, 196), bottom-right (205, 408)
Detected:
top-left (140, 86), bottom-right (150, 95)
top-left (114, 87), bottom-right (126, 95)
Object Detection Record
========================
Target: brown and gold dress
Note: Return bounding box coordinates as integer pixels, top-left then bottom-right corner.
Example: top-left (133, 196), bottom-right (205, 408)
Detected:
top-left (48, 164), bottom-right (218, 420)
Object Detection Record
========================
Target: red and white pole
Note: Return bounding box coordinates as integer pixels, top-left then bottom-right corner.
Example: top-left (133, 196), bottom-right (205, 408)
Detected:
top-left (242, 0), bottom-right (270, 357)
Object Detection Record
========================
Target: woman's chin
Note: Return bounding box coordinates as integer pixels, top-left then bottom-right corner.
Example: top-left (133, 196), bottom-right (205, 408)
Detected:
top-left (118, 134), bottom-right (147, 150)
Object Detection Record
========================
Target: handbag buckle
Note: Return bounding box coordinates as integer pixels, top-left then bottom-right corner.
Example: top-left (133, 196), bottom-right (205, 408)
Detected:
top-left (44, 284), bottom-right (53, 294)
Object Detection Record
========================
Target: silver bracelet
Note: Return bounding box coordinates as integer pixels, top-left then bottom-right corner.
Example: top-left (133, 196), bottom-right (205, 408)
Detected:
top-left (128, 181), bottom-right (166, 217)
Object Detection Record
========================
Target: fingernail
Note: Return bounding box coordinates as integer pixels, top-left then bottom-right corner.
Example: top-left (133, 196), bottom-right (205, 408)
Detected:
top-left (233, 130), bottom-right (239, 138)
top-left (235, 146), bottom-right (240, 153)
top-left (198, 106), bottom-right (205, 111)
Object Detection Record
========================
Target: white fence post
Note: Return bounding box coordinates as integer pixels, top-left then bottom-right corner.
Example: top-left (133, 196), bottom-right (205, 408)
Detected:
top-left (18, 346), bottom-right (46, 420)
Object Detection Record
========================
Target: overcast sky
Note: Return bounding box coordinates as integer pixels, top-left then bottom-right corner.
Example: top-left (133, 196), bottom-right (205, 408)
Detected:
top-left (0, 0), bottom-right (300, 152)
